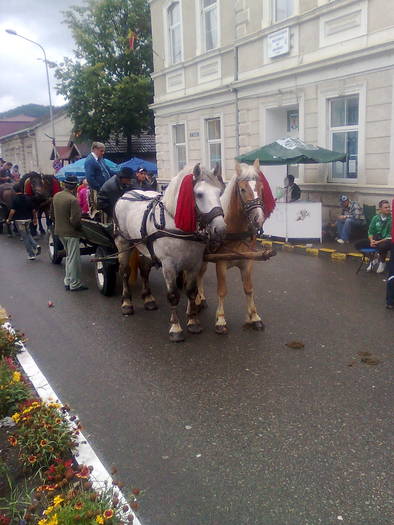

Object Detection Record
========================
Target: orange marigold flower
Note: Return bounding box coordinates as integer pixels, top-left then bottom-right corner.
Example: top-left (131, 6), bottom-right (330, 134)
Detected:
top-left (76, 465), bottom-right (90, 479)
top-left (55, 418), bottom-right (62, 424)
top-left (40, 439), bottom-right (48, 447)
top-left (8, 436), bottom-right (17, 446)
top-left (74, 502), bottom-right (83, 510)
top-left (103, 509), bottom-right (114, 519)
top-left (28, 455), bottom-right (37, 464)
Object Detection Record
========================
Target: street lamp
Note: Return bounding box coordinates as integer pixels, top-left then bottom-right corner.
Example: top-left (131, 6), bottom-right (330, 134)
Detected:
top-left (6, 29), bottom-right (56, 152)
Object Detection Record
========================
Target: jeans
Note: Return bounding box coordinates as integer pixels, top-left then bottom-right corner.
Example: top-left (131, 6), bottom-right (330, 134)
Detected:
top-left (336, 218), bottom-right (364, 242)
top-left (15, 220), bottom-right (37, 257)
top-left (60, 236), bottom-right (81, 290)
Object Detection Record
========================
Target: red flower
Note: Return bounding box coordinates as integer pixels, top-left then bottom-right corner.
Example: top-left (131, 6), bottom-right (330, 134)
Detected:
top-left (132, 488), bottom-right (140, 496)
top-left (103, 509), bottom-right (114, 519)
top-left (27, 455), bottom-right (37, 464)
top-left (76, 465), bottom-right (90, 479)
top-left (74, 501), bottom-right (83, 510)
top-left (7, 436), bottom-right (17, 446)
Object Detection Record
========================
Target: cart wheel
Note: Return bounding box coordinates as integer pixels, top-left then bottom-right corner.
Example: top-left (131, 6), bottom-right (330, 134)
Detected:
top-left (48, 231), bottom-right (64, 264)
top-left (95, 246), bottom-right (117, 296)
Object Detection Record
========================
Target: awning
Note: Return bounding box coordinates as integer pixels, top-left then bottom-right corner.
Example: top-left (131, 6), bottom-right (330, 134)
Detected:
top-left (236, 138), bottom-right (347, 165)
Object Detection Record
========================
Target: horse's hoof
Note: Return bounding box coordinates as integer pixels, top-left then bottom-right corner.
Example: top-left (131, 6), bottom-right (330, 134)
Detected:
top-left (215, 325), bottom-right (228, 335)
top-left (144, 301), bottom-right (158, 311)
top-left (187, 323), bottom-right (203, 334)
top-left (169, 331), bottom-right (185, 343)
top-left (121, 305), bottom-right (134, 316)
top-left (252, 320), bottom-right (265, 331)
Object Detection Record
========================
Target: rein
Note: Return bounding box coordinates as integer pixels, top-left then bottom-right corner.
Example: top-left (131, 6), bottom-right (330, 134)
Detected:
top-left (117, 193), bottom-right (210, 267)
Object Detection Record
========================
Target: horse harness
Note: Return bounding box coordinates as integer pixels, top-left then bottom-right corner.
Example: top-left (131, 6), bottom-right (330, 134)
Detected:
top-left (116, 191), bottom-right (223, 267)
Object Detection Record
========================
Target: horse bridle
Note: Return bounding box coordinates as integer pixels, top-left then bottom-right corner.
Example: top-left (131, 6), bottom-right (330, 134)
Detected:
top-left (197, 206), bottom-right (224, 229)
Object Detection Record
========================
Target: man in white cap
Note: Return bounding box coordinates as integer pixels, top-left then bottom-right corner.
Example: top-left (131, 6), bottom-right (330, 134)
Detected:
top-left (336, 194), bottom-right (364, 244)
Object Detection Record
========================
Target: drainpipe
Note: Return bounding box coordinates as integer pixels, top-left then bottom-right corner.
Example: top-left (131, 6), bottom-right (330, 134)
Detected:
top-left (234, 44), bottom-right (240, 157)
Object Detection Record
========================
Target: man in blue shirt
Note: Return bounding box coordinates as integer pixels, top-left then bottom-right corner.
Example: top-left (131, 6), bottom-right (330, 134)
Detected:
top-left (85, 141), bottom-right (112, 191)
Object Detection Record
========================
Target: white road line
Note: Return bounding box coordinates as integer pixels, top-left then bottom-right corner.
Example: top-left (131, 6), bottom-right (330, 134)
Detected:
top-left (4, 321), bottom-right (143, 525)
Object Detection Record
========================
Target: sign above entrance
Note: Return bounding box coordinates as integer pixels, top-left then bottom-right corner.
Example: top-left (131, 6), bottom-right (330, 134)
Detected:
top-left (267, 27), bottom-right (290, 58)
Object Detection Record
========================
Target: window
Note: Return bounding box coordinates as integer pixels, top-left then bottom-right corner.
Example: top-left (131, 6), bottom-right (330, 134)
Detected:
top-left (168, 2), bottom-right (182, 65)
top-left (202, 0), bottom-right (218, 51)
top-left (273, 0), bottom-right (294, 22)
top-left (172, 124), bottom-right (187, 172)
top-left (329, 95), bottom-right (359, 179)
top-left (206, 117), bottom-right (222, 169)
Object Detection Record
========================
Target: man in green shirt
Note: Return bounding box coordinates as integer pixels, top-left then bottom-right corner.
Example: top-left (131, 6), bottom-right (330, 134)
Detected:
top-left (356, 200), bottom-right (392, 273)
top-left (52, 175), bottom-right (88, 291)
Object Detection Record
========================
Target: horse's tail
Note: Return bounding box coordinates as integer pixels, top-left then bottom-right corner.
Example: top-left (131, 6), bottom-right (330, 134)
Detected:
top-left (128, 248), bottom-right (140, 285)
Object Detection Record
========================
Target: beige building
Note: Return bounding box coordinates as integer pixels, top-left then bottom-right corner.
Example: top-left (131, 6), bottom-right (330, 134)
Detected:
top-left (0, 110), bottom-right (74, 175)
top-left (150, 0), bottom-right (394, 219)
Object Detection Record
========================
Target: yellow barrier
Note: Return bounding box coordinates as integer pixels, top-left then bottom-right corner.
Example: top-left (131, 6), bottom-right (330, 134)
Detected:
top-left (306, 248), bottom-right (319, 256)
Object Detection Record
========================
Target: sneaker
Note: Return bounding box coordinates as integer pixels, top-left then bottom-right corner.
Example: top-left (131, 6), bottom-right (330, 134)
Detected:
top-left (366, 262), bottom-right (373, 272)
top-left (28, 255), bottom-right (36, 260)
top-left (70, 285), bottom-right (89, 292)
top-left (35, 245), bottom-right (41, 256)
top-left (336, 238), bottom-right (344, 244)
top-left (376, 262), bottom-right (386, 274)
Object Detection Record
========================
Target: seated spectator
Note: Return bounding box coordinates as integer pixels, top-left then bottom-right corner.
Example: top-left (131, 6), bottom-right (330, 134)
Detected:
top-left (136, 167), bottom-right (158, 191)
top-left (386, 199), bottom-right (394, 309)
top-left (0, 162), bottom-right (13, 183)
top-left (11, 164), bottom-right (20, 182)
top-left (355, 200), bottom-right (392, 273)
top-left (77, 178), bottom-right (90, 216)
top-left (336, 194), bottom-right (365, 244)
top-left (97, 167), bottom-right (135, 219)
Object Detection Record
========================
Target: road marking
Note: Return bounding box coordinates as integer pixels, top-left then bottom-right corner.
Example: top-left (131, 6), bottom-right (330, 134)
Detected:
top-left (2, 317), bottom-right (143, 525)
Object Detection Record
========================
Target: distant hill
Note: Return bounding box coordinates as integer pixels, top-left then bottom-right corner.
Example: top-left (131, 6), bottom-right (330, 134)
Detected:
top-left (0, 104), bottom-right (52, 119)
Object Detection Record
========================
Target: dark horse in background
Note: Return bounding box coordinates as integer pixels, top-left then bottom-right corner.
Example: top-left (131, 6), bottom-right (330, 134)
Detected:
top-left (0, 182), bottom-right (15, 235)
top-left (19, 172), bottom-right (61, 235)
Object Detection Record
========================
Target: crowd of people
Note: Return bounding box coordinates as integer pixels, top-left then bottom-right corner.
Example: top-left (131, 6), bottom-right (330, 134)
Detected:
top-left (0, 158), bottom-right (20, 183)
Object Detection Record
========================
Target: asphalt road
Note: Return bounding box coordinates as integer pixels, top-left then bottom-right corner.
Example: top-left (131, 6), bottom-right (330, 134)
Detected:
top-left (0, 233), bottom-right (393, 525)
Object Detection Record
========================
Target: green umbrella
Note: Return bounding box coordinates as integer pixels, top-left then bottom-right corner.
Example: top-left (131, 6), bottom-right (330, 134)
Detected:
top-left (236, 138), bottom-right (347, 165)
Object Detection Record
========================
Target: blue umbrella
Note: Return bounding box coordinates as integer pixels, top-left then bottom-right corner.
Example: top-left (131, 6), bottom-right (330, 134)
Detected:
top-left (56, 158), bottom-right (120, 181)
top-left (119, 156), bottom-right (157, 174)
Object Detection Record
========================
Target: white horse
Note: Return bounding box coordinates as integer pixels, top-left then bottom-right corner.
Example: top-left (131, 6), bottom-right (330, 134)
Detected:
top-left (114, 164), bottom-right (226, 342)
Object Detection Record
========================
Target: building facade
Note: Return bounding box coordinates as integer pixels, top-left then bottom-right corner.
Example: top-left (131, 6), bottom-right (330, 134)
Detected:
top-left (0, 111), bottom-right (74, 175)
top-left (150, 0), bottom-right (394, 219)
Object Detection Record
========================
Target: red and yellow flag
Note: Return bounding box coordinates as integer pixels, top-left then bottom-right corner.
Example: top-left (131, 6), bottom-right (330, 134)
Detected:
top-left (128, 30), bottom-right (137, 51)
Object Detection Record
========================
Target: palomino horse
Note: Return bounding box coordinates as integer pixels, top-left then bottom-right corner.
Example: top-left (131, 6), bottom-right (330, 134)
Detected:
top-left (196, 160), bottom-right (275, 334)
top-left (0, 183), bottom-right (15, 235)
top-left (114, 164), bottom-right (226, 342)
top-left (20, 172), bottom-right (61, 234)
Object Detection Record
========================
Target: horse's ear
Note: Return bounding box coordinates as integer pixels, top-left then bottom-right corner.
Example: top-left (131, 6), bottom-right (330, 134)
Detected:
top-left (235, 162), bottom-right (242, 177)
top-left (253, 158), bottom-right (260, 171)
top-left (192, 163), bottom-right (201, 180)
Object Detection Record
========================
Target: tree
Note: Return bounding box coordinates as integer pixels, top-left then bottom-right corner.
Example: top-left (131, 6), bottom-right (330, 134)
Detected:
top-left (55, 0), bottom-right (154, 150)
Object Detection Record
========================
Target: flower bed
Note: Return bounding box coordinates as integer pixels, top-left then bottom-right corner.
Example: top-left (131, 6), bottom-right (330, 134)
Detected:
top-left (0, 317), bottom-right (140, 524)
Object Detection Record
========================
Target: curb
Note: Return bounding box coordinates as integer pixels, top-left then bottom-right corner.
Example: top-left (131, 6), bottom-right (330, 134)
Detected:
top-left (1, 308), bottom-right (143, 525)
top-left (258, 238), bottom-right (363, 263)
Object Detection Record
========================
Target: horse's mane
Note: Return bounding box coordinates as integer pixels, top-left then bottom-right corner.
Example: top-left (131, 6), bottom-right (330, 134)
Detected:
top-left (221, 163), bottom-right (259, 214)
top-left (162, 165), bottom-right (222, 216)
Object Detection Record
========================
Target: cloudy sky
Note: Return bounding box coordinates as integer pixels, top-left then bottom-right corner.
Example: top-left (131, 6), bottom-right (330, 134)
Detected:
top-left (0, 0), bottom-right (77, 112)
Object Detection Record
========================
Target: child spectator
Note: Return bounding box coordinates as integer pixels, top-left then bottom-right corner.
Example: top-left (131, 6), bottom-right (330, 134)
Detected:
top-left (77, 178), bottom-right (90, 216)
